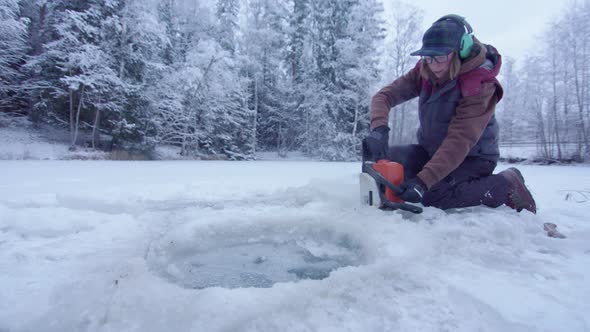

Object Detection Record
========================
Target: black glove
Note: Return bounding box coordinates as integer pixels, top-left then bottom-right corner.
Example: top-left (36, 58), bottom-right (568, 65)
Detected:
top-left (364, 126), bottom-right (389, 161)
top-left (398, 177), bottom-right (426, 203)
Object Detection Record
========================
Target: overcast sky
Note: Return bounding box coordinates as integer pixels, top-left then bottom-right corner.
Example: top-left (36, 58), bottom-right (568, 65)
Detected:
top-left (382, 0), bottom-right (567, 62)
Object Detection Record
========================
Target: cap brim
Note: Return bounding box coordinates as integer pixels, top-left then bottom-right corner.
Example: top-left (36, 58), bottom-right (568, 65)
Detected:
top-left (410, 47), bottom-right (454, 57)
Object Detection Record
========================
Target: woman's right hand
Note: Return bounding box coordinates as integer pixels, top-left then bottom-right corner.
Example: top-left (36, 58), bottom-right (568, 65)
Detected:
top-left (364, 126), bottom-right (389, 161)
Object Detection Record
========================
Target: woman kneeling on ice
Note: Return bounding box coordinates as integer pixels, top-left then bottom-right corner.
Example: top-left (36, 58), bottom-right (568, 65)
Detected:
top-left (364, 15), bottom-right (536, 214)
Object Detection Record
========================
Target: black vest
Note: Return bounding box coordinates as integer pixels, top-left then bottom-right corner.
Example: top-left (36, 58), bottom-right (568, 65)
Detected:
top-left (416, 78), bottom-right (500, 162)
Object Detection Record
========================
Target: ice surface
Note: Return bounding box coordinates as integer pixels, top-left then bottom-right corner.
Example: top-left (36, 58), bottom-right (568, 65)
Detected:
top-left (0, 161), bottom-right (589, 332)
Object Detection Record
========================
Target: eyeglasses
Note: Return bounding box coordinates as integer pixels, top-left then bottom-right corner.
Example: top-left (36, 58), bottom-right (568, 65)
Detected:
top-left (422, 54), bottom-right (450, 64)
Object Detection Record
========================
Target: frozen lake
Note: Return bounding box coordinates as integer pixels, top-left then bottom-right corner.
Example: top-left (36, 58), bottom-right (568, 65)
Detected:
top-left (0, 161), bottom-right (589, 331)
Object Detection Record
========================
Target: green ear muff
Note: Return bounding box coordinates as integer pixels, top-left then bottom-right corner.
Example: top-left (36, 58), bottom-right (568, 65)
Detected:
top-left (460, 33), bottom-right (474, 59)
top-left (435, 14), bottom-right (474, 59)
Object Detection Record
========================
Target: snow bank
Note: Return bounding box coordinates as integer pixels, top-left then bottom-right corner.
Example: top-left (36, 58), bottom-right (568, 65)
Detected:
top-left (0, 126), bottom-right (69, 160)
top-left (0, 115), bottom-right (107, 160)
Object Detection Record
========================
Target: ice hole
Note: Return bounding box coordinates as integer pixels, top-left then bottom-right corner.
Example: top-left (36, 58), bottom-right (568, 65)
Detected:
top-left (148, 225), bottom-right (366, 289)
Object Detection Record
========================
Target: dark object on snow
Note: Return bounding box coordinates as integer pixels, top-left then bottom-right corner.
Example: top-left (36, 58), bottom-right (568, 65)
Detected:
top-left (544, 223), bottom-right (566, 239)
top-left (499, 167), bottom-right (537, 214)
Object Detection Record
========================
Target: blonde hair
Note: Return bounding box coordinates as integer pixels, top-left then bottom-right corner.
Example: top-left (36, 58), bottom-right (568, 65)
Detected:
top-left (449, 51), bottom-right (461, 80)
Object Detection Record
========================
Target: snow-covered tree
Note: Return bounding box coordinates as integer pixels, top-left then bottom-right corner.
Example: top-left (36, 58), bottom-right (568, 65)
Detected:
top-left (516, 0), bottom-right (590, 160)
top-left (337, 0), bottom-right (384, 148)
top-left (103, 0), bottom-right (169, 149)
top-left (23, 0), bottom-right (590, 163)
top-left (0, 0), bottom-right (29, 111)
top-left (380, 1), bottom-right (422, 144)
top-left (496, 56), bottom-right (522, 146)
top-left (154, 40), bottom-right (244, 157)
top-left (563, 1), bottom-right (590, 158)
top-left (241, 0), bottom-right (291, 155)
top-left (25, 1), bottom-right (126, 148)
top-left (216, 0), bottom-right (239, 55)
top-left (149, 0), bottom-right (251, 159)
top-left (296, 0), bottom-right (383, 160)
top-left (287, 0), bottom-right (310, 84)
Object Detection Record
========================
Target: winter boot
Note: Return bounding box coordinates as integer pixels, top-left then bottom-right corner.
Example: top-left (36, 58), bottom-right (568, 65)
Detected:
top-left (499, 167), bottom-right (537, 214)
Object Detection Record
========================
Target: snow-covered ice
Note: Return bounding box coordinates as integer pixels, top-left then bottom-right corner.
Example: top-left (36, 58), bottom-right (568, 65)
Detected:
top-left (0, 161), bottom-right (589, 332)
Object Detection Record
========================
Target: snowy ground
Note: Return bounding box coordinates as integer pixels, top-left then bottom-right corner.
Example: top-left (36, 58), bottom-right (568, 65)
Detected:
top-left (0, 125), bottom-right (70, 160)
top-left (0, 161), bottom-right (589, 332)
top-left (0, 116), bottom-right (107, 161)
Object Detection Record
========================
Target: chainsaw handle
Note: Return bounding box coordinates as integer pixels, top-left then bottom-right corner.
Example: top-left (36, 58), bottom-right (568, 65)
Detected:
top-left (381, 200), bottom-right (423, 214)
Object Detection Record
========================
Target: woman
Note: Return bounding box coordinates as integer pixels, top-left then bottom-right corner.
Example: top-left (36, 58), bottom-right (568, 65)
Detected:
top-left (365, 15), bottom-right (536, 213)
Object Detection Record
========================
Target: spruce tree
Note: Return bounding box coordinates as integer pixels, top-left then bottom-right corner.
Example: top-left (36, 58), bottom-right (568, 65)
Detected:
top-left (0, 0), bottom-right (28, 112)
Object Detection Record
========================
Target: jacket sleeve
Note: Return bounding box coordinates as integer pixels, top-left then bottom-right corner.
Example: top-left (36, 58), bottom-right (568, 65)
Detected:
top-left (417, 82), bottom-right (499, 189)
top-left (370, 63), bottom-right (422, 130)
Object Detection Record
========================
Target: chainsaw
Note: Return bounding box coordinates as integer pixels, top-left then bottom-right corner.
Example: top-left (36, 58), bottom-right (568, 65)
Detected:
top-left (359, 143), bottom-right (423, 214)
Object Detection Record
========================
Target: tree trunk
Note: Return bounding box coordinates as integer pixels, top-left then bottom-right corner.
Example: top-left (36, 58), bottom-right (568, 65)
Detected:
top-left (69, 89), bottom-right (75, 145)
top-left (250, 90), bottom-right (257, 157)
top-left (304, 100), bottom-right (311, 155)
top-left (562, 43), bottom-right (572, 158)
top-left (119, 19), bottom-right (127, 80)
top-left (35, 4), bottom-right (47, 56)
top-left (182, 56), bottom-right (218, 156)
top-left (277, 122), bottom-right (284, 157)
top-left (551, 47), bottom-right (562, 160)
top-left (71, 85), bottom-right (86, 149)
top-left (351, 101), bottom-right (359, 136)
top-left (28, 4), bottom-right (47, 125)
top-left (582, 14), bottom-right (590, 157)
top-left (572, 44), bottom-right (590, 154)
top-left (535, 99), bottom-right (549, 158)
top-left (390, 109), bottom-right (398, 144)
top-left (92, 98), bottom-right (101, 149)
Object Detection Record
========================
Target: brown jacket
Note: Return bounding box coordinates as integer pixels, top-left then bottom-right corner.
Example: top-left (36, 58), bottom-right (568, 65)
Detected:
top-left (370, 42), bottom-right (502, 189)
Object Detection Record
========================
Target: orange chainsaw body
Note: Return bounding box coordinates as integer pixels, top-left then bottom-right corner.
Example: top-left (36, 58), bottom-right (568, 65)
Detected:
top-left (372, 160), bottom-right (404, 203)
